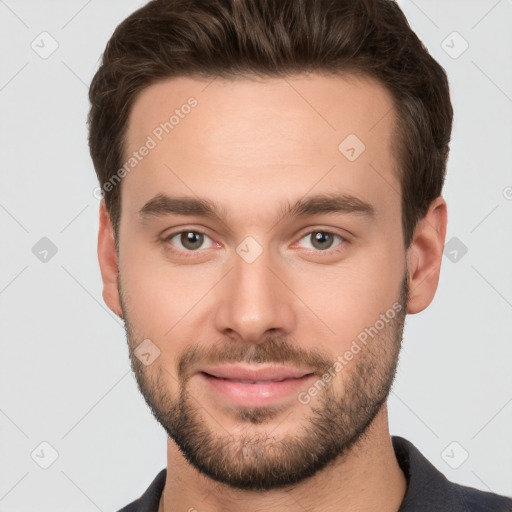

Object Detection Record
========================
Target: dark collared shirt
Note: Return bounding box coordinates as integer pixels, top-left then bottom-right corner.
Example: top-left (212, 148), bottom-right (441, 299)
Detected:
top-left (118, 436), bottom-right (512, 511)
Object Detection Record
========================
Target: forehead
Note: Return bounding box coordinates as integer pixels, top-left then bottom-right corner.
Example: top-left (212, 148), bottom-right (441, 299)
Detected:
top-left (122, 73), bottom-right (400, 225)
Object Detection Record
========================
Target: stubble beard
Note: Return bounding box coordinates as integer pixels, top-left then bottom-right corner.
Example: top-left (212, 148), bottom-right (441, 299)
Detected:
top-left (121, 271), bottom-right (409, 491)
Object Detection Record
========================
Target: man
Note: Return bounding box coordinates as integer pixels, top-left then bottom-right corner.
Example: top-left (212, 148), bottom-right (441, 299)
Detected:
top-left (87, 0), bottom-right (512, 511)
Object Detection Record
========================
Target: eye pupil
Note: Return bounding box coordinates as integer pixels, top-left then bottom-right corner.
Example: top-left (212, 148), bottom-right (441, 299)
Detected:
top-left (311, 231), bottom-right (333, 250)
top-left (181, 231), bottom-right (203, 250)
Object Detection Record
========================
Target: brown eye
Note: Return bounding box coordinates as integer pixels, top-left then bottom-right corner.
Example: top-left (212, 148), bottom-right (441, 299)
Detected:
top-left (164, 230), bottom-right (215, 255)
top-left (179, 231), bottom-right (204, 250)
top-left (297, 230), bottom-right (346, 253)
top-left (310, 231), bottom-right (335, 250)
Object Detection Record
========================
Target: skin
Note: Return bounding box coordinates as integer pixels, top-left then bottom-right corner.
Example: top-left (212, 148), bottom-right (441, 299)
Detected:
top-left (98, 73), bottom-right (447, 512)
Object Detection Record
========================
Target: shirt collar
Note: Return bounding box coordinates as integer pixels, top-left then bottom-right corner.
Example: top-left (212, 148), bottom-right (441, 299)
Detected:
top-left (122, 436), bottom-right (510, 512)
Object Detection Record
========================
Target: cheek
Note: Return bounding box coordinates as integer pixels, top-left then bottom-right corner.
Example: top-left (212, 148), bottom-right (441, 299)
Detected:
top-left (121, 266), bottom-right (199, 383)
top-left (119, 239), bottom-right (218, 351)
top-left (290, 244), bottom-right (404, 347)
top-left (122, 270), bottom-right (195, 341)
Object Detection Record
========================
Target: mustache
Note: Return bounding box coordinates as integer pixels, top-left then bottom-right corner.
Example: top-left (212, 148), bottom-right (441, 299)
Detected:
top-left (177, 336), bottom-right (335, 382)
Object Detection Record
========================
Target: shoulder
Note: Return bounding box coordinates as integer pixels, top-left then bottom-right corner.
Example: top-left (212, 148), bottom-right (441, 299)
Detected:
top-left (392, 436), bottom-right (512, 512)
top-left (454, 482), bottom-right (512, 512)
top-left (116, 468), bottom-right (167, 512)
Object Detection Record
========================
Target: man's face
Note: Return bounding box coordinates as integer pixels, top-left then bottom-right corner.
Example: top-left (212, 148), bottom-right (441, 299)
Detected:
top-left (113, 73), bottom-right (410, 490)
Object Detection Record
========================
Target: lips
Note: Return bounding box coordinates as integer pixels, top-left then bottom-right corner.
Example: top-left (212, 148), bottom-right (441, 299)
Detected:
top-left (214, 378), bottom-right (288, 384)
top-left (200, 364), bottom-right (314, 382)
top-left (198, 366), bottom-right (317, 407)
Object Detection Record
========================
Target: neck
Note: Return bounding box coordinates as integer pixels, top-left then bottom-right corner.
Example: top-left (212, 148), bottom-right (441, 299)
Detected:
top-left (159, 404), bottom-right (406, 512)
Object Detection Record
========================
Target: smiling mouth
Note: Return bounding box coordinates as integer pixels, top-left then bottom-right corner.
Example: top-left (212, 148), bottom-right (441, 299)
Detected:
top-left (198, 368), bottom-right (317, 407)
top-left (201, 372), bottom-right (313, 384)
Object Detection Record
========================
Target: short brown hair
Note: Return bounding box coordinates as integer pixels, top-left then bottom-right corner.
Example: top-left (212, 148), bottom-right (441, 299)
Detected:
top-left (88, 0), bottom-right (452, 250)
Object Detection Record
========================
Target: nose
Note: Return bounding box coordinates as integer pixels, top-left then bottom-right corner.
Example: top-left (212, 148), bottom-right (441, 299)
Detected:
top-left (212, 245), bottom-right (298, 345)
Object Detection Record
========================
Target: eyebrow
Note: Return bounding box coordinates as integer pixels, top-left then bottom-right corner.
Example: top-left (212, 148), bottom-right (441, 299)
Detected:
top-left (138, 192), bottom-right (376, 225)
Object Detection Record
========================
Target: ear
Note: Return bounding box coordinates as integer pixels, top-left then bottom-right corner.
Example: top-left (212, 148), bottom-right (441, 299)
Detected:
top-left (98, 199), bottom-right (123, 318)
top-left (405, 196), bottom-right (448, 314)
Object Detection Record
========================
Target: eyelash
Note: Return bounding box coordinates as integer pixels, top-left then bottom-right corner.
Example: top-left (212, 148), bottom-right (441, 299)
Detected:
top-left (161, 229), bottom-right (348, 259)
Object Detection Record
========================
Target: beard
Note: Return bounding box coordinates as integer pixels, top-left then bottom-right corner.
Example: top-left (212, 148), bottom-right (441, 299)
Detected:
top-left (120, 269), bottom-right (409, 491)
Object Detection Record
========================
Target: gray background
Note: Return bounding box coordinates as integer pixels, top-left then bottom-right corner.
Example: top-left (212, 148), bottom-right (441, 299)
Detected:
top-left (0, 0), bottom-right (511, 510)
